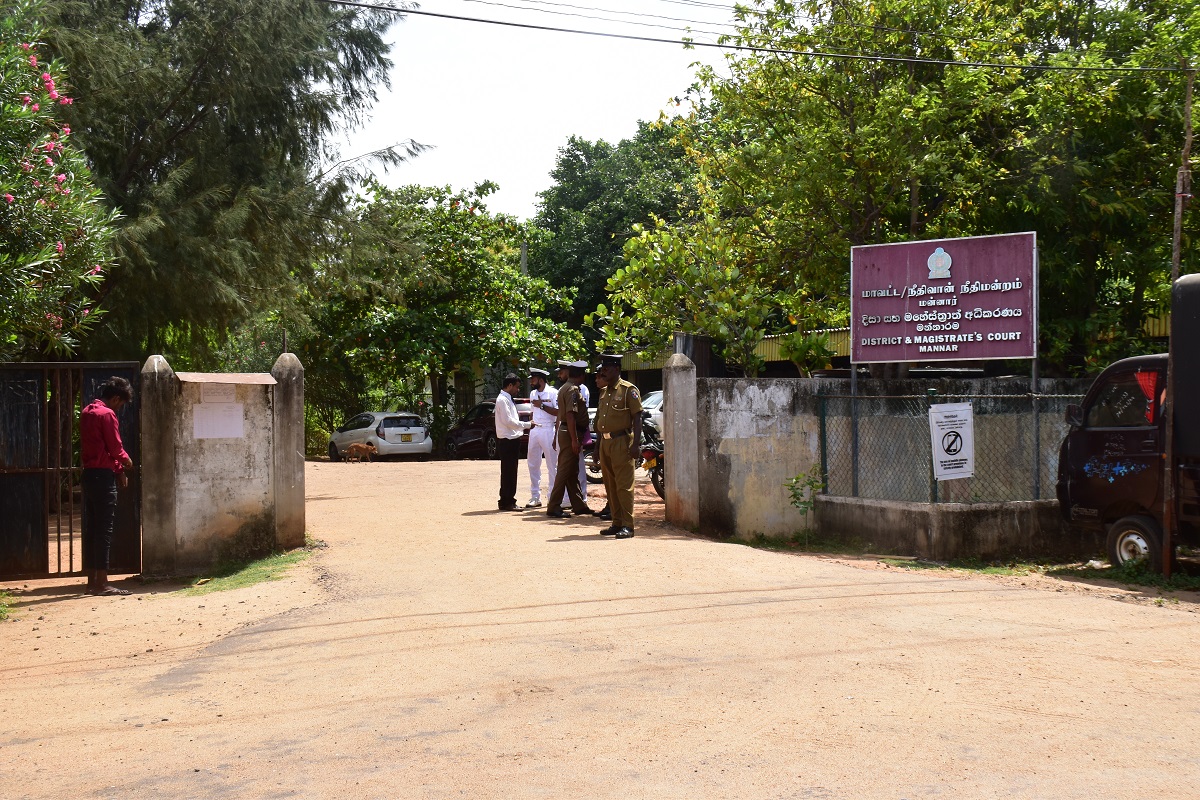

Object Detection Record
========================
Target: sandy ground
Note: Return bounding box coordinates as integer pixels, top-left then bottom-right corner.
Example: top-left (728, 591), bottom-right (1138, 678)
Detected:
top-left (3, 459), bottom-right (1200, 799)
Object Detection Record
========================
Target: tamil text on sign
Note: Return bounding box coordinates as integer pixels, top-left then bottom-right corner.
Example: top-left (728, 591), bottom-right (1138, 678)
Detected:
top-left (851, 232), bottom-right (1036, 363)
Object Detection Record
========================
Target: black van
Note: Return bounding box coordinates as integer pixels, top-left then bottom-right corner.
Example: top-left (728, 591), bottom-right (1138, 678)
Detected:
top-left (1056, 276), bottom-right (1200, 568)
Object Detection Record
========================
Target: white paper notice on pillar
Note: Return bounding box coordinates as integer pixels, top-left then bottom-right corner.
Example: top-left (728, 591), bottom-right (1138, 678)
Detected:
top-left (194, 403), bottom-right (244, 439)
top-left (929, 402), bottom-right (974, 481)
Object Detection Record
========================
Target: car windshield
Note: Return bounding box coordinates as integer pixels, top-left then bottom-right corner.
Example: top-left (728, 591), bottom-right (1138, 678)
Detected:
top-left (642, 393), bottom-right (663, 410)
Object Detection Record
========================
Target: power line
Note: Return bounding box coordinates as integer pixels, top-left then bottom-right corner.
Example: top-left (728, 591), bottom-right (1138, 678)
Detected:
top-left (317, 0), bottom-right (1191, 73)
top-left (452, 0), bottom-right (739, 37)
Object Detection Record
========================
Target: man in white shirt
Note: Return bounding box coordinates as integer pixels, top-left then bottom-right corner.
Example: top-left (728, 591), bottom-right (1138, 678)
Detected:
top-left (525, 367), bottom-right (558, 508)
top-left (572, 360), bottom-right (592, 502)
top-left (495, 374), bottom-right (530, 511)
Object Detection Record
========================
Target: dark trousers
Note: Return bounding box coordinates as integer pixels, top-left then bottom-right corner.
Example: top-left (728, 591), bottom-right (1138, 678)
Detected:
top-left (82, 468), bottom-right (118, 570)
top-left (547, 429), bottom-right (589, 512)
top-left (497, 436), bottom-right (521, 508)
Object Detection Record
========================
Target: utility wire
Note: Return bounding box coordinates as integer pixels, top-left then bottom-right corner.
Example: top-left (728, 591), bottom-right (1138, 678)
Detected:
top-left (453, 0), bottom-right (738, 37)
top-left (318, 0), bottom-right (1192, 73)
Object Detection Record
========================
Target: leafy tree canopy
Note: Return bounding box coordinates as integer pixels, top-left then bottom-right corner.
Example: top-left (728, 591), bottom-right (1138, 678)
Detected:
top-left (0, 0), bottom-right (117, 358)
top-left (592, 0), bottom-right (1198, 375)
top-left (300, 182), bottom-right (584, 437)
top-left (530, 119), bottom-right (698, 329)
top-left (40, 0), bottom-right (413, 360)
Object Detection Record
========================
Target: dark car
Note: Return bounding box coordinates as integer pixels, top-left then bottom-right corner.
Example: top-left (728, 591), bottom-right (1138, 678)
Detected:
top-left (445, 399), bottom-right (532, 459)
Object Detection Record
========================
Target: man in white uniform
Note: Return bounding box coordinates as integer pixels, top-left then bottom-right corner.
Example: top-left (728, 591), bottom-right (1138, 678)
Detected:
top-left (572, 360), bottom-right (591, 502)
top-left (524, 367), bottom-right (558, 508)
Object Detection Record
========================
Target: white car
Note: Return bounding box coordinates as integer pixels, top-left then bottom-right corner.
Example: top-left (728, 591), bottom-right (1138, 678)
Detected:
top-left (640, 390), bottom-right (664, 431)
top-left (328, 411), bottom-right (433, 461)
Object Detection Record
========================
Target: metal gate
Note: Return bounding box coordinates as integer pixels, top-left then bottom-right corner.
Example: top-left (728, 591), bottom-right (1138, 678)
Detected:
top-left (0, 363), bottom-right (141, 579)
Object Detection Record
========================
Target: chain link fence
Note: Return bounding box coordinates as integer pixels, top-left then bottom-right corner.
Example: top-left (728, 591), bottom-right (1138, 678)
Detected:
top-left (819, 393), bottom-right (1084, 503)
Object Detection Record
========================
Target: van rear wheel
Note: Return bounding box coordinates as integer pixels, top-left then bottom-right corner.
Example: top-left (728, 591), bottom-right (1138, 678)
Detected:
top-left (1106, 515), bottom-right (1163, 570)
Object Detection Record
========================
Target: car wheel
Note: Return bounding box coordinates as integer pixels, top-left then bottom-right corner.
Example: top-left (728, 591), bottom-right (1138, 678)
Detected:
top-left (328, 442), bottom-right (341, 462)
top-left (1106, 515), bottom-right (1163, 570)
top-left (485, 433), bottom-right (498, 460)
top-left (446, 439), bottom-right (459, 460)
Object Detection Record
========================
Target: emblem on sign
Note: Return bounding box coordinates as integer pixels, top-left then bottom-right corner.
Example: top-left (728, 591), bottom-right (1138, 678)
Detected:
top-left (927, 247), bottom-right (952, 279)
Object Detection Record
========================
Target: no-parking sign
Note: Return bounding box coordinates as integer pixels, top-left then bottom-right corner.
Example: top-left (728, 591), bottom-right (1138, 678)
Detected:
top-left (929, 403), bottom-right (974, 481)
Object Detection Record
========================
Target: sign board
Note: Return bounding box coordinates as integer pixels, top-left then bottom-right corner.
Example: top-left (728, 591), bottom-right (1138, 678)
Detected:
top-left (929, 402), bottom-right (974, 481)
top-left (193, 403), bottom-right (244, 439)
top-left (851, 232), bottom-right (1036, 363)
top-left (200, 383), bottom-right (236, 404)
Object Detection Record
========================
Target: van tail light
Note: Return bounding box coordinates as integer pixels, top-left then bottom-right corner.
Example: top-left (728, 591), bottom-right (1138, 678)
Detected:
top-left (376, 423), bottom-right (386, 438)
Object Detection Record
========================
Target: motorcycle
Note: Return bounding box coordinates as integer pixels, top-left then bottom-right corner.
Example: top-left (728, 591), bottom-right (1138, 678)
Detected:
top-left (586, 412), bottom-right (665, 501)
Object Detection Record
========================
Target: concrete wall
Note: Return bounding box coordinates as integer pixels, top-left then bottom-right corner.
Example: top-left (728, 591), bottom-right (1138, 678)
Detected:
top-left (140, 356), bottom-right (306, 576)
top-left (815, 496), bottom-right (1105, 561)
top-left (695, 378), bottom-right (822, 540)
top-left (173, 380), bottom-right (275, 573)
top-left (664, 364), bottom-right (1095, 557)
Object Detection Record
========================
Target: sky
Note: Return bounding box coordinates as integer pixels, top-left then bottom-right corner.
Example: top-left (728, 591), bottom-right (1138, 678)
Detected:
top-left (342, 0), bottom-right (739, 220)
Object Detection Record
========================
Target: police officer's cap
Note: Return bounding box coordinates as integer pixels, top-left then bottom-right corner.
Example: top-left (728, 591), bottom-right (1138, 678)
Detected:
top-left (528, 367), bottom-right (549, 378)
top-left (555, 359), bottom-right (573, 370)
top-left (570, 360), bottom-right (588, 369)
top-left (599, 354), bottom-right (623, 370)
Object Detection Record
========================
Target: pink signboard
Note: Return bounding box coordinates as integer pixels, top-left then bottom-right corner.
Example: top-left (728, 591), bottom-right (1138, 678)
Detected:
top-left (850, 232), bottom-right (1037, 364)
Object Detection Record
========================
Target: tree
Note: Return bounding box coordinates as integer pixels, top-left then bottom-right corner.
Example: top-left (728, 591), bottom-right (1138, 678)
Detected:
top-left (40, 0), bottom-right (412, 360)
top-left (530, 119), bottom-right (698, 328)
top-left (0, 0), bottom-right (117, 359)
top-left (595, 0), bottom-right (1198, 374)
top-left (299, 182), bottom-right (584, 443)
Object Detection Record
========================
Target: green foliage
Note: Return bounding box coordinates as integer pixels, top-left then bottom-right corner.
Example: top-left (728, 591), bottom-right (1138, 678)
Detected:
top-left (785, 463), bottom-right (826, 517)
top-left (40, 0), bottom-right (412, 360)
top-left (530, 120), bottom-right (698, 330)
top-left (184, 546), bottom-right (312, 596)
top-left (0, 0), bottom-right (117, 358)
top-left (642, 0), bottom-right (1199, 375)
top-left (299, 181), bottom-right (584, 441)
top-left (778, 331), bottom-right (835, 377)
top-left (0, 589), bottom-right (11, 621)
top-left (1051, 559), bottom-right (1200, 591)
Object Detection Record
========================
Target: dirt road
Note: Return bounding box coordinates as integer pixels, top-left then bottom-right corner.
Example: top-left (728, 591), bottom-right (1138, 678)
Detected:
top-left (3, 460), bottom-right (1200, 799)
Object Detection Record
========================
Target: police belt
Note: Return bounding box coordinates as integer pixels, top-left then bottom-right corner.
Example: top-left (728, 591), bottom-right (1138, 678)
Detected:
top-left (600, 429), bottom-right (631, 440)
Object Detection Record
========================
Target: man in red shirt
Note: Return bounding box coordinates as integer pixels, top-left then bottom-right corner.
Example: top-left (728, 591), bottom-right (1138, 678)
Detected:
top-left (81, 376), bottom-right (134, 596)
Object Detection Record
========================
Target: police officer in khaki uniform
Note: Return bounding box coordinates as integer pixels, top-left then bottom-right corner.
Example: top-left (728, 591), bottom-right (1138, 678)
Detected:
top-left (594, 354), bottom-right (642, 539)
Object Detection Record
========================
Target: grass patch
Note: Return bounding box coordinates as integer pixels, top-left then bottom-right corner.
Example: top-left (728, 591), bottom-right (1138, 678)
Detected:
top-left (880, 556), bottom-right (1052, 576)
top-left (0, 590), bottom-right (11, 621)
top-left (183, 547), bottom-right (313, 596)
top-left (1049, 559), bottom-right (1200, 592)
top-left (744, 530), bottom-right (870, 556)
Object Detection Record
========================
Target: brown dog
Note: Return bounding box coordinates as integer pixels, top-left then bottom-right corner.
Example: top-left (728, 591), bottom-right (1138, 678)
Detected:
top-left (343, 442), bottom-right (377, 463)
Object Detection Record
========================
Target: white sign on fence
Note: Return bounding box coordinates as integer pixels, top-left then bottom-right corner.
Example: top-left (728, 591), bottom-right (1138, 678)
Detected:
top-left (929, 402), bottom-right (974, 481)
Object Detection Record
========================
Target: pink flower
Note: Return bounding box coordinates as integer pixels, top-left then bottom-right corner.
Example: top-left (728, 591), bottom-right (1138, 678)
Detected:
top-left (49, 91), bottom-right (59, 101)
top-left (3, 194), bottom-right (13, 204)
top-left (21, 162), bottom-right (32, 172)
top-left (31, 103), bottom-right (38, 111)
top-left (56, 174), bottom-right (66, 184)
top-left (89, 265), bottom-right (103, 275)
top-left (41, 72), bottom-right (50, 81)
top-left (55, 242), bottom-right (64, 254)
top-left (82, 308), bottom-right (90, 316)
top-left (19, 43), bottom-right (30, 51)
top-left (33, 180), bottom-right (41, 187)
top-left (44, 156), bottom-right (53, 165)
top-left (60, 188), bottom-right (70, 195)
top-left (29, 56), bottom-right (37, 68)
top-left (59, 98), bottom-right (71, 105)
top-left (62, 126), bottom-right (70, 135)
top-left (22, 95), bottom-right (31, 106)
top-left (44, 142), bottom-right (56, 152)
